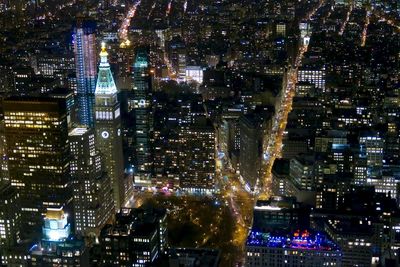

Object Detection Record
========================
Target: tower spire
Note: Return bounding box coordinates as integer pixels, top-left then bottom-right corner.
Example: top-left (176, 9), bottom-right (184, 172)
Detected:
top-left (95, 42), bottom-right (118, 95)
top-left (100, 42), bottom-right (108, 62)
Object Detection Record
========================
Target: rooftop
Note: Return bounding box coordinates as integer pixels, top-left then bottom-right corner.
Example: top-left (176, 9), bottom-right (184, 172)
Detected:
top-left (168, 248), bottom-right (220, 267)
top-left (246, 230), bottom-right (340, 252)
top-left (254, 196), bottom-right (299, 211)
top-left (69, 127), bottom-right (89, 136)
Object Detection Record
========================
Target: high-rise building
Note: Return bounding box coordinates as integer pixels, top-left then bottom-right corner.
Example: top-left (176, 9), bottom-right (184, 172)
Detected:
top-left (0, 184), bottom-right (21, 252)
top-left (49, 88), bottom-right (75, 128)
top-left (324, 216), bottom-right (373, 267)
top-left (359, 132), bottom-right (384, 167)
top-left (297, 65), bottom-right (326, 93)
top-left (152, 96), bottom-right (180, 186)
top-left (132, 48), bottom-right (153, 185)
top-left (12, 66), bottom-right (34, 94)
top-left (0, 65), bottom-right (15, 94)
top-left (0, 184), bottom-right (28, 266)
top-left (286, 154), bottom-right (319, 205)
top-left (167, 37), bottom-right (187, 82)
top-left (289, 156), bottom-right (315, 191)
top-left (73, 18), bottom-right (97, 127)
top-left (179, 117), bottom-right (216, 194)
top-left (29, 207), bottom-right (87, 267)
top-left (69, 127), bottom-right (114, 237)
top-left (92, 207), bottom-right (167, 267)
top-left (0, 116), bottom-right (9, 185)
top-left (239, 113), bottom-right (270, 192)
top-left (94, 44), bottom-right (125, 210)
top-left (3, 97), bottom-right (72, 230)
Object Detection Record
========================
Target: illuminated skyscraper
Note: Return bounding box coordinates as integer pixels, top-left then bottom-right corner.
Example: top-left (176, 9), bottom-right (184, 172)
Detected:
top-left (179, 117), bottom-right (216, 194)
top-left (29, 207), bottom-right (86, 266)
top-left (3, 97), bottom-right (72, 229)
top-left (69, 127), bottom-right (114, 237)
top-left (95, 44), bottom-right (125, 210)
top-left (0, 184), bottom-right (21, 252)
top-left (132, 48), bottom-right (153, 185)
top-left (41, 207), bottom-right (71, 243)
top-left (73, 18), bottom-right (97, 127)
top-left (0, 117), bottom-right (9, 184)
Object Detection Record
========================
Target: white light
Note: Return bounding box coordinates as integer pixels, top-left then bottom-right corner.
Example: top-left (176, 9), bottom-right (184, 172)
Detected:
top-left (254, 205), bottom-right (282, 211)
top-left (101, 131), bottom-right (109, 139)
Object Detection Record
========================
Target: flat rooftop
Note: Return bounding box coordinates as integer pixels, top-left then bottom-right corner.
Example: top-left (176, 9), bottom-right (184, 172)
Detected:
top-left (246, 230), bottom-right (340, 252)
top-left (69, 127), bottom-right (89, 136)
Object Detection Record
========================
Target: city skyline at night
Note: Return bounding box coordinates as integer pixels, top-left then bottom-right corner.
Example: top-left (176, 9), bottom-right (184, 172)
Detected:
top-left (0, 0), bottom-right (399, 266)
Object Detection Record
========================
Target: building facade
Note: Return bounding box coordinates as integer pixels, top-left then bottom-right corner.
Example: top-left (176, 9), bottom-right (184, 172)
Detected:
top-left (73, 18), bottom-right (97, 127)
top-left (94, 44), bottom-right (125, 210)
top-left (131, 48), bottom-right (153, 185)
top-left (30, 207), bottom-right (87, 267)
top-left (3, 97), bottom-right (72, 230)
top-left (92, 207), bottom-right (167, 266)
top-left (179, 118), bottom-right (216, 194)
top-left (246, 230), bottom-right (342, 267)
top-left (69, 127), bottom-right (114, 237)
top-left (0, 184), bottom-right (21, 256)
top-left (239, 114), bottom-right (269, 192)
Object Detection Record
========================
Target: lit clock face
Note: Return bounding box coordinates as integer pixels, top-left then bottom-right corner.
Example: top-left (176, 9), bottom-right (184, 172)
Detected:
top-left (101, 131), bottom-right (109, 139)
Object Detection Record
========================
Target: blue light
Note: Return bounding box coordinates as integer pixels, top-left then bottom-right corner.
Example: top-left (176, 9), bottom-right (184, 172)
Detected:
top-left (29, 244), bottom-right (38, 252)
top-left (246, 230), bottom-right (339, 251)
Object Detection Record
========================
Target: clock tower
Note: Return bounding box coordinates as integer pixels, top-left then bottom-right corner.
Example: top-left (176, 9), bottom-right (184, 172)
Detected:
top-left (95, 43), bottom-right (125, 210)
